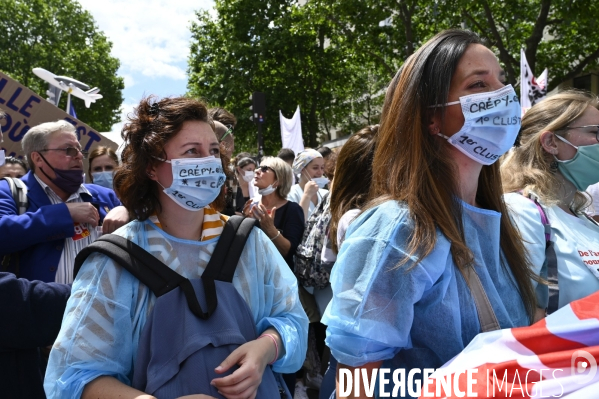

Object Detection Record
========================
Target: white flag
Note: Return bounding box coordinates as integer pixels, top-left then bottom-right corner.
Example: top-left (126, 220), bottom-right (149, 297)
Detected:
top-left (520, 48), bottom-right (548, 116)
top-left (279, 106), bottom-right (304, 156)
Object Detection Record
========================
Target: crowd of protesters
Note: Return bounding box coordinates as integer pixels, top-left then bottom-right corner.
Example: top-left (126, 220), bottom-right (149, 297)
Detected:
top-left (1, 28), bottom-right (599, 399)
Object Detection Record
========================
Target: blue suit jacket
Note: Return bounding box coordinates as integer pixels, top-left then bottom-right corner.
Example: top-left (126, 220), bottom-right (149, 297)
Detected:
top-left (0, 171), bottom-right (121, 282)
top-left (0, 272), bottom-right (71, 398)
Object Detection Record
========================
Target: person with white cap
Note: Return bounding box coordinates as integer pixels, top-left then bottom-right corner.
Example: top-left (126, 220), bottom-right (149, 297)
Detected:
top-left (288, 149), bottom-right (329, 220)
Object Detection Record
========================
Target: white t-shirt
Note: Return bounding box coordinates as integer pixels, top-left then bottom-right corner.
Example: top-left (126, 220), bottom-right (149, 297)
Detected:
top-left (586, 182), bottom-right (599, 216)
top-left (320, 208), bottom-right (361, 265)
top-left (504, 192), bottom-right (599, 310)
top-left (286, 184), bottom-right (328, 220)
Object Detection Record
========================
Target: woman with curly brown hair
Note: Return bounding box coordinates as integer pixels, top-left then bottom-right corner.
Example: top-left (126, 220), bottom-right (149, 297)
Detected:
top-left (44, 96), bottom-right (308, 399)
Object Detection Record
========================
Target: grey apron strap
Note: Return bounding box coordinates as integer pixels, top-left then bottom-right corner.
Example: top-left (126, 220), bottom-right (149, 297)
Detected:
top-left (459, 267), bottom-right (501, 332)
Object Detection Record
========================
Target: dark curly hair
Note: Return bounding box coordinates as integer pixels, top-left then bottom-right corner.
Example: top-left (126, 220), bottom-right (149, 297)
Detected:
top-left (114, 96), bottom-right (230, 220)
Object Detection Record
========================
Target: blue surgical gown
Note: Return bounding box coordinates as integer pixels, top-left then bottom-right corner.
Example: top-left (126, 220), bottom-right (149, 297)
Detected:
top-left (322, 200), bottom-right (530, 374)
top-left (44, 219), bottom-right (308, 399)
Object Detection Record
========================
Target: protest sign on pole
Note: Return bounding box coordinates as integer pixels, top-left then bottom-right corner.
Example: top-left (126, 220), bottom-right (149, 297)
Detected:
top-left (0, 71), bottom-right (117, 177)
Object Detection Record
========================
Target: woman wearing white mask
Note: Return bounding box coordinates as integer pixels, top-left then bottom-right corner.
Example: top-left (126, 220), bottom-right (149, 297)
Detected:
top-left (502, 90), bottom-right (599, 316)
top-left (88, 146), bottom-right (118, 189)
top-left (45, 97), bottom-right (308, 399)
top-left (288, 149), bottom-right (329, 220)
top-left (234, 156), bottom-right (256, 214)
top-left (245, 156), bottom-right (305, 270)
top-left (322, 30), bottom-right (541, 398)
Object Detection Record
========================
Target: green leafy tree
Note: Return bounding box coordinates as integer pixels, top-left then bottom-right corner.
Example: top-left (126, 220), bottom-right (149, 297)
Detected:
top-left (189, 0), bottom-right (599, 153)
top-left (188, 0), bottom-right (379, 153)
top-left (457, 0), bottom-right (599, 90)
top-left (0, 0), bottom-right (124, 131)
top-left (329, 0), bottom-right (599, 89)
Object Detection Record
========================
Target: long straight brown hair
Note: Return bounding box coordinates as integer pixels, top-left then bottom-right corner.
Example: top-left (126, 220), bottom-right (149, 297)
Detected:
top-left (368, 29), bottom-right (538, 321)
top-left (329, 125), bottom-right (378, 253)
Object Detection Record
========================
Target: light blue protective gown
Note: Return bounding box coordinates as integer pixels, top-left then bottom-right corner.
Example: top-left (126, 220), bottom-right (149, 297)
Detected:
top-left (504, 192), bottom-right (599, 309)
top-left (44, 220), bottom-right (308, 399)
top-left (322, 200), bottom-right (530, 378)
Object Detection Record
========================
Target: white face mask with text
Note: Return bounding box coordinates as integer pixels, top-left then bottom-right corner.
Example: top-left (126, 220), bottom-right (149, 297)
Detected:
top-left (156, 156), bottom-right (226, 211)
top-left (434, 84), bottom-right (521, 165)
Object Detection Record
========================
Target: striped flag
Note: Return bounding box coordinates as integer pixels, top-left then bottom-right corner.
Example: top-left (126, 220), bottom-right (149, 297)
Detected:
top-left (421, 291), bottom-right (599, 398)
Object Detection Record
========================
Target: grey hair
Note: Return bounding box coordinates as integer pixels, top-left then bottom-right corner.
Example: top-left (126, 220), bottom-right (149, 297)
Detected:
top-left (22, 120), bottom-right (76, 171)
top-left (260, 156), bottom-right (294, 199)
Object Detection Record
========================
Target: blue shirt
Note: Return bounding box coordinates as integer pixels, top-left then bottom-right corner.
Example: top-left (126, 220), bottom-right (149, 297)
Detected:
top-left (322, 200), bottom-right (529, 375)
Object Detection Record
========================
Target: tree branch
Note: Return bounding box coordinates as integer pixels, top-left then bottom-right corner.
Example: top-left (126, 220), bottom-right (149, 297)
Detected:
top-left (480, 0), bottom-right (518, 84)
top-left (555, 45), bottom-right (599, 90)
top-left (462, 9), bottom-right (488, 38)
top-left (328, 14), bottom-right (396, 78)
top-left (525, 0), bottom-right (552, 72)
top-left (397, 0), bottom-right (415, 56)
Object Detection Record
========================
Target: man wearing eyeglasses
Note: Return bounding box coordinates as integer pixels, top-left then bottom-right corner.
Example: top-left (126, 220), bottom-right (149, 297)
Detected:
top-left (0, 120), bottom-right (122, 284)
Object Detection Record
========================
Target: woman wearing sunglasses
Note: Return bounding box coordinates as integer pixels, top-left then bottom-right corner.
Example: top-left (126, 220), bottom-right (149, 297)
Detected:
top-left (245, 158), bottom-right (305, 271)
top-left (502, 90), bottom-right (599, 315)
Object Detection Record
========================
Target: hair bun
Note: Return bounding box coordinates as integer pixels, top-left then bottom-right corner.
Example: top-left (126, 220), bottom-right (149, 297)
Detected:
top-left (148, 102), bottom-right (160, 117)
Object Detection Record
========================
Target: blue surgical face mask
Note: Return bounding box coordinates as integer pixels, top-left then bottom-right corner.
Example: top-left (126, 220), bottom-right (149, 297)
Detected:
top-left (312, 176), bottom-right (329, 189)
top-left (155, 156), bottom-right (226, 211)
top-left (554, 134), bottom-right (599, 191)
top-left (92, 171), bottom-right (114, 189)
top-left (434, 84), bottom-right (521, 165)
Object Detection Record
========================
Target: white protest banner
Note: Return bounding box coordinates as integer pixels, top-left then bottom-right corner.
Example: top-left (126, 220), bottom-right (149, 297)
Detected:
top-left (280, 106), bottom-right (304, 156)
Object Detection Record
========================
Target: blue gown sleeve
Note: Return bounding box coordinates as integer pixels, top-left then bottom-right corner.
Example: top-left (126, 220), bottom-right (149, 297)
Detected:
top-left (243, 228), bottom-right (309, 373)
top-left (44, 252), bottom-right (143, 399)
top-left (321, 201), bottom-right (450, 367)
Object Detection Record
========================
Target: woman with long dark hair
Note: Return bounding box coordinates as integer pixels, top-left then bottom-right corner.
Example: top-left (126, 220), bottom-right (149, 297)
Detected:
top-left (318, 125), bottom-right (377, 399)
top-left (322, 30), bottom-right (541, 398)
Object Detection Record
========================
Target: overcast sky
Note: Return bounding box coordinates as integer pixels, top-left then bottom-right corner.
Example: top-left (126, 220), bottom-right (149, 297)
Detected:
top-left (77, 0), bottom-right (215, 134)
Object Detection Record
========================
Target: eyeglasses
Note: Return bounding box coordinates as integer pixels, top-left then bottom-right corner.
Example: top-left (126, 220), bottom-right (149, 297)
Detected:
top-left (220, 125), bottom-right (234, 142)
top-left (565, 125), bottom-right (599, 142)
top-left (40, 147), bottom-right (88, 158)
top-left (258, 165), bottom-right (276, 177)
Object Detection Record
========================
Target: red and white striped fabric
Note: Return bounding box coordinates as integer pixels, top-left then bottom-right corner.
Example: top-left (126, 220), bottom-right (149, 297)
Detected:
top-left (421, 291), bottom-right (599, 398)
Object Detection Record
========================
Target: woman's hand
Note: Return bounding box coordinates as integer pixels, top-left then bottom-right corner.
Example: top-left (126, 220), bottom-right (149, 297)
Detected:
top-left (242, 199), bottom-right (254, 218)
top-left (303, 180), bottom-right (319, 197)
top-left (102, 205), bottom-right (130, 234)
top-left (210, 336), bottom-right (277, 399)
top-left (251, 204), bottom-right (278, 237)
